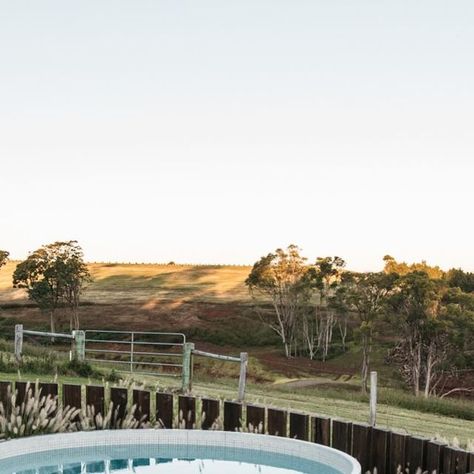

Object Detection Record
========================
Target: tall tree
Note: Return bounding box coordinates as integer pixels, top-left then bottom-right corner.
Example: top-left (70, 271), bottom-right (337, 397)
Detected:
top-left (12, 241), bottom-right (90, 333)
top-left (388, 271), bottom-right (448, 397)
top-left (383, 255), bottom-right (444, 280)
top-left (301, 257), bottom-right (345, 360)
top-left (339, 272), bottom-right (396, 393)
top-left (0, 250), bottom-right (8, 269)
top-left (446, 268), bottom-right (474, 293)
top-left (245, 245), bottom-right (315, 358)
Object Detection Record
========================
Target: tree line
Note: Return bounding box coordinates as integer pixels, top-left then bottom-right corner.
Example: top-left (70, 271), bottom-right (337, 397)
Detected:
top-left (246, 246), bottom-right (474, 397)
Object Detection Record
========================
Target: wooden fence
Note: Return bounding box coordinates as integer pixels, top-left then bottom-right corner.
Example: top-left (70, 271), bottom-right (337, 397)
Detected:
top-left (0, 380), bottom-right (472, 474)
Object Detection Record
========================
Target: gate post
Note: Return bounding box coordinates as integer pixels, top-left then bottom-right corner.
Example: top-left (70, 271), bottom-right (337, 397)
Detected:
top-left (72, 330), bottom-right (86, 361)
top-left (369, 370), bottom-right (377, 426)
top-left (182, 342), bottom-right (195, 393)
top-left (238, 352), bottom-right (248, 401)
top-left (14, 324), bottom-right (23, 362)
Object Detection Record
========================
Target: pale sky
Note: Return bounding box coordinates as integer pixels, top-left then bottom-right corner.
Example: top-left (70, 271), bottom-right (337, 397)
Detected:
top-left (1, 1), bottom-right (473, 271)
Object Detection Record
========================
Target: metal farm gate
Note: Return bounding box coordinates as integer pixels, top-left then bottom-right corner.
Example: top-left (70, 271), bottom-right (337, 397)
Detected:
top-left (83, 330), bottom-right (186, 377)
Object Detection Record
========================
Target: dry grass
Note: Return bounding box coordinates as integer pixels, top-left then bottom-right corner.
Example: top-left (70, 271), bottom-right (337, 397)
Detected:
top-left (0, 262), bottom-right (252, 304)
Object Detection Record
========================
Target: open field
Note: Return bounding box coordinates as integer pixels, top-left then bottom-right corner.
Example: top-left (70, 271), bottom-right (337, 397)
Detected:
top-left (0, 262), bottom-right (253, 304)
top-left (0, 261), bottom-right (473, 446)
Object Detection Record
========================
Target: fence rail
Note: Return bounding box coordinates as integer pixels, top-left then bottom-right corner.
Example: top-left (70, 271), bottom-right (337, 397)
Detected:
top-left (0, 380), bottom-right (471, 474)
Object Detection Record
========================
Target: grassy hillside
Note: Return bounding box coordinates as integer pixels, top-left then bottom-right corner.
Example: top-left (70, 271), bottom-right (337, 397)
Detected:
top-left (0, 261), bottom-right (473, 445)
top-left (0, 262), bottom-right (252, 304)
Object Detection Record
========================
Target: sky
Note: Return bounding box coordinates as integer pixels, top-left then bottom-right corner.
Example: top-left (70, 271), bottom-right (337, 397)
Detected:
top-left (0, 1), bottom-right (473, 271)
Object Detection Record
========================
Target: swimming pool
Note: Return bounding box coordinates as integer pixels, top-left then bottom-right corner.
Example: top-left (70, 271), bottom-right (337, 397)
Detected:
top-left (0, 430), bottom-right (361, 474)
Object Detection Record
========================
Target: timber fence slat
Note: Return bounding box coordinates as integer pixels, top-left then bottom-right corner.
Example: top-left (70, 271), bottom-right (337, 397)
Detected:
top-left (246, 404), bottom-right (265, 434)
top-left (468, 451), bottom-right (474, 474)
top-left (332, 420), bottom-right (352, 454)
top-left (0, 381), bottom-right (11, 415)
top-left (370, 428), bottom-right (390, 474)
top-left (201, 398), bottom-right (220, 430)
top-left (15, 381), bottom-right (34, 406)
top-left (223, 401), bottom-right (242, 432)
top-left (39, 382), bottom-right (58, 399)
top-left (267, 408), bottom-right (287, 437)
top-left (133, 389), bottom-right (150, 423)
top-left (352, 423), bottom-right (371, 474)
top-left (407, 436), bottom-right (427, 474)
top-left (289, 412), bottom-right (309, 441)
top-left (178, 395), bottom-right (196, 429)
top-left (450, 448), bottom-right (468, 474)
top-left (86, 385), bottom-right (105, 417)
top-left (443, 447), bottom-right (470, 474)
top-left (110, 387), bottom-right (127, 425)
top-left (312, 416), bottom-right (331, 446)
top-left (389, 432), bottom-right (407, 474)
top-left (444, 447), bottom-right (456, 474)
top-left (156, 392), bottom-right (173, 428)
top-left (426, 440), bottom-right (444, 474)
top-left (62, 384), bottom-right (82, 412)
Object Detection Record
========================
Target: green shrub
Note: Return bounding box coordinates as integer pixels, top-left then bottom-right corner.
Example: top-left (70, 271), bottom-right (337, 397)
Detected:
top-left (105, 369), bottom-right (121, 383)
top-left (62, 359), bottom-right (101, 378)
top-left (0, 382), bottom-right (79, 439)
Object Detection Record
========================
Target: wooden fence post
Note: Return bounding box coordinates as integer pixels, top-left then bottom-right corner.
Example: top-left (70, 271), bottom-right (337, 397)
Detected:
top-left (182, 343), bottom-right (195, 393)
top-left (201, 398), bottom-right (220, 430)
top-left (72, 330), bottom-right (85, 361)
top-left (14, 324), bottom-right (23, 362)
top-left (156, 392), bottom-right (174, 429)
top-left (369, 370), bottom-right (377, 426)
top-left (238, 352), bottom-right (248, 401)
top-left (224, 401), bottom-right (242, 432)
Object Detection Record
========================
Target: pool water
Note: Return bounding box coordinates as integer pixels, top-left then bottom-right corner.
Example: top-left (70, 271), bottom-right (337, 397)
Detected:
top-left (15, 457), bottom-right (335, 473)
top-left (4, 444), bottom-right (341, 474)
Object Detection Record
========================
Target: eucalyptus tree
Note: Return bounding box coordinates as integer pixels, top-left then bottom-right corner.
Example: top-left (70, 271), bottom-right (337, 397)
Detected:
top-left (302, 256), bottom-right (345, 360)
top-left (0, 250), bottom-right (8, 269)
top-left (388, 271), bottom-right (453, 397)
top-left (338, 271), bottom-right (396, 393)
top-left (245, 245), bottom-right (316, 358)
top-left (13, 241), bottom-right (91, 333)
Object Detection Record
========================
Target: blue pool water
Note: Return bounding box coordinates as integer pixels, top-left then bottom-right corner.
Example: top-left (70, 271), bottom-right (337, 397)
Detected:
top-left (3, 444), bottom-right (341, 474)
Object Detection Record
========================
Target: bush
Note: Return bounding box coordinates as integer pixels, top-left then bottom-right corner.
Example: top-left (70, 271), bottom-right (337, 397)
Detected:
top-left (105, 369), bottom-right (121, 383)
top-left (0, 382), bottom-right (79, 439)
top-left (62, 359), bottom-right (101, 378)
top-left (0, 382), bottom-right (147, 439)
